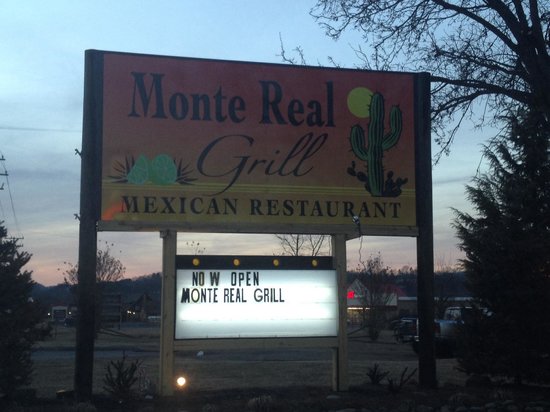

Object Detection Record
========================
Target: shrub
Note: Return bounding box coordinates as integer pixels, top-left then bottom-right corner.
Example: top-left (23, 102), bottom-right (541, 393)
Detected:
top-left (102, 354), bottom-right (142, 401)
top-left (366, 363), bottom-right (389, 385)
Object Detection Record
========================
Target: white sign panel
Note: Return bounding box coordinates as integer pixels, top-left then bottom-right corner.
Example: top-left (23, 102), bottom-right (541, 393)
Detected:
top-left (175, 267), bottom-right (338, 339)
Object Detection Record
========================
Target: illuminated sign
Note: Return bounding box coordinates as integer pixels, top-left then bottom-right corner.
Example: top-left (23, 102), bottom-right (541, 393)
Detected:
top-left (174, 256), bottom-right (338, 339)
top-left (85, 50), bottom-right (422, 235)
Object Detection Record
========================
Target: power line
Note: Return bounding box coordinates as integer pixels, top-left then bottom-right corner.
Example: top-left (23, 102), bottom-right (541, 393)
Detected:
top-left (0, 126), bottom-right (80, 133)
top-left (0, 151), bottom-right (23, 239)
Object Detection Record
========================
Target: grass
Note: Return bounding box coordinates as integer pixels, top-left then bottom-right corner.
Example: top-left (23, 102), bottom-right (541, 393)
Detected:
top-left (20, 326), bottom-right (550, 411)
top-left (30, 325), bottom-right (468, 400)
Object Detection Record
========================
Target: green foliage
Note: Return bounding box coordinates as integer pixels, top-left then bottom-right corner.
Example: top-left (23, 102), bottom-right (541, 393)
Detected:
top-left (366, 363), bottom-right (389, 385)
top-left (453, 112), bottom-right (550, 384)
top-left (0, 223), bottom-right (41, 398)
top-left (454, 306), bottom-right (499, 376)
top-left (102, 354), bottom-right (142, 401)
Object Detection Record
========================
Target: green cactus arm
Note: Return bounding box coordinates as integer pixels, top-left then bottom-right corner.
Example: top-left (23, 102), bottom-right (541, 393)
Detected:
top-left (382, 106), bottom-right (403, 150)
top-left (349, 124), bottom-right (369, 160)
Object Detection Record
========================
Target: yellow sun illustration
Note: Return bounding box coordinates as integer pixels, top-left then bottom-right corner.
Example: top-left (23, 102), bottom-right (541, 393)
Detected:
top-left (347, 87), bottom-right (373, 118)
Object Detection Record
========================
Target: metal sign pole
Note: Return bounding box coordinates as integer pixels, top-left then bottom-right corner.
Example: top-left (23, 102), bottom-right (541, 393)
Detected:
top-left (415, 72), bottom-right (437, 388)
top-left (159, 230), bottom-right (177, 396)
top-left (332, 234), bottom-right (349, 391)
top-left (75, 51), bottom-right (101, 401)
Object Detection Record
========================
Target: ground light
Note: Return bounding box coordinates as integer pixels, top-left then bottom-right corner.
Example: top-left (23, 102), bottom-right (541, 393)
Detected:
top-left (176, 376), bottom-right (187, 389)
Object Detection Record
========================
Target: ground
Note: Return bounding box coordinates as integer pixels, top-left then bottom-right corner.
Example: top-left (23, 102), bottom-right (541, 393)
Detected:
top-left (3, 324), bottom-right (549, 411)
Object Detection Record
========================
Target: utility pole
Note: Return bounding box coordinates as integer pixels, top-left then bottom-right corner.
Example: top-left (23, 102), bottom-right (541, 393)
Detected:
top-left (0, 155), bottom-right (5, 190)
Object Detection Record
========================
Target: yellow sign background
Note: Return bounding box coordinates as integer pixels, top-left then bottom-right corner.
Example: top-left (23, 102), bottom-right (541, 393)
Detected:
top-left (98, 51), bottom-right (418, 234)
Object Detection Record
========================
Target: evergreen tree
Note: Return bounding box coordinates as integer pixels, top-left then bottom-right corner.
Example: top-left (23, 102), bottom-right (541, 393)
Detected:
top-left (0, 223), bottom-right (41, 397)
top-left (453, 111), bottom-right (550, 383)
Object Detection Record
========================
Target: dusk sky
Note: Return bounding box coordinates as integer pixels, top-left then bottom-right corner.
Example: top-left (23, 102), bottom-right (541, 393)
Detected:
top-left (0, 1), bottom-right (488, 286)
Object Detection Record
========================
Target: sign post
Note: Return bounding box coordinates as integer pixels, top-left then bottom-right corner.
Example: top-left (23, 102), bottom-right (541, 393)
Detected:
top-left (159, 230), bottom-right (177, 396)
top-left (75, 51), bottom-right (101, 402)
top-left (167, 254), bottom-right (342, 394)
top-left (415, 73), bottom-right (436, 388)
top-left (332, 234), bottom-right (348, 390)
top-left (78, 49), bottom-right (434, 396)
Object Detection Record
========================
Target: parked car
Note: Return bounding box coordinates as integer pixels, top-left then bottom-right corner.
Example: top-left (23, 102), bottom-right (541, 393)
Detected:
top-left (392, 317), bottom-right (417, 343)
top-left (412, 306), bottom-right (473, 357)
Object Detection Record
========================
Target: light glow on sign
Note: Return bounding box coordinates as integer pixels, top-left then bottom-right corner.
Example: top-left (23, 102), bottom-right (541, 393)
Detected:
top-left (175, 268), bottom-right (338, 339)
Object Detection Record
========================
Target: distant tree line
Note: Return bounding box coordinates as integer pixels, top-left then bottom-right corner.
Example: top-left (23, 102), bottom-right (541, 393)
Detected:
top-left (32, 272), bottom-right (163, 312)
top-left (33, 267), bottom-right (471, 310)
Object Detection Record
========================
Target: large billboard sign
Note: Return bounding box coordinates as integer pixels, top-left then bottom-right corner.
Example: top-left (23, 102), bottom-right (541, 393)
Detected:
top-left (85, 50), bottom-right (423, 235)
top-left (174, 255), bottom-right (337, 339)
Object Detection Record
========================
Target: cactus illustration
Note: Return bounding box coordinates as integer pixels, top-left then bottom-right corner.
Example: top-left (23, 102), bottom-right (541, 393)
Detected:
top-left (348, 92), bottom-right (407, 197)
top-left (109, 154), bottom-right (197, 186)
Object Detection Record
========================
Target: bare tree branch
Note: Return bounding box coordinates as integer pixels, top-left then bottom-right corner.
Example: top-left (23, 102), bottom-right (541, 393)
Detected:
top-left (275, 234), bottom-right (330, 256)
top-left (311, 0), bottom-right (550, 159)
top-left (63, 241), bottom-right (125, 286)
